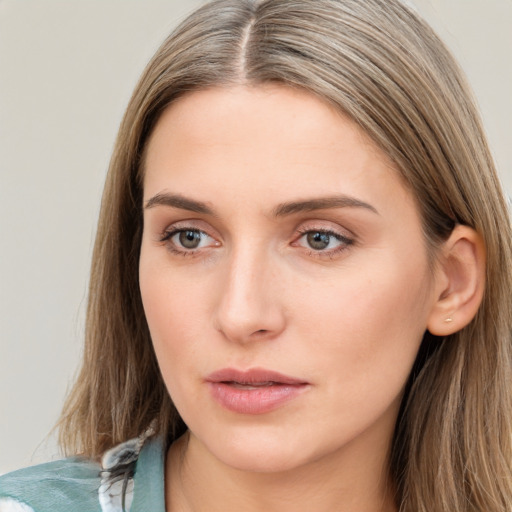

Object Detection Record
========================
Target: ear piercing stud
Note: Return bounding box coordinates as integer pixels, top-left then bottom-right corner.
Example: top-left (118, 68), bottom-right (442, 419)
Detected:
top-left (444, 317), bottom-right (453, 323)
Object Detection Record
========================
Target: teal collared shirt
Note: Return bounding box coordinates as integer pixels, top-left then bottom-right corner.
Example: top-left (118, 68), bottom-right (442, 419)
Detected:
top-left (0, 435), bottom-right (165, 512)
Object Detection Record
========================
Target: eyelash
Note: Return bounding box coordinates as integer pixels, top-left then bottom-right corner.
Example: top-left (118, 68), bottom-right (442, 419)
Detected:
top-left (293, 228), bottom-right (354, 259)
top-left (159, 228), bottom-right (216, 257)
top-left (158, 226), bottom-right (354, 259)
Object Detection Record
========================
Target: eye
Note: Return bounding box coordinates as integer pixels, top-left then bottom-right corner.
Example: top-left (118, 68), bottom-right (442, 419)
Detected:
top-left (294, 228), bottom-right (353, 254)
top-left (160, 228), bottom-right (218, 253)
top-left (176, 230), bottom-right (205, 249)
top-left (305, 231), bottom-right (337, 250)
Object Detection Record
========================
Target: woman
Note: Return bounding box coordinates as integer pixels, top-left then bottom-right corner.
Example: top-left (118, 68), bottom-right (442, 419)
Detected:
top-left (1, 0), bottom-right (511, 510)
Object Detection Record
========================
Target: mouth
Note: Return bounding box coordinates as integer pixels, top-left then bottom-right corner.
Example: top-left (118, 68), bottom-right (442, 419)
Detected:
top-left (205, 368), bottom-right (309, 414)
top-left (206, 368), bottom-right (308, 385)
top-left (229, 381), bottom-right (288, 389)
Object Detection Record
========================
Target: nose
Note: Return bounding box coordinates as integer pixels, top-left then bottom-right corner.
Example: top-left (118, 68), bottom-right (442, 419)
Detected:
top-left (213, 245), bottom-right (286, 344)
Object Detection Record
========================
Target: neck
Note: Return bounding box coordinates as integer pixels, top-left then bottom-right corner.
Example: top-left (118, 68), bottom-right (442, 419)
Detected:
top-left (165, 432), bottom-right (397, 512)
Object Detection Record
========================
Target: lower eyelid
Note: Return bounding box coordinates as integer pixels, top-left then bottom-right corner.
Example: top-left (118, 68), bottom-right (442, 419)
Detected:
top-left (305, 241), bottom-right (353, 258)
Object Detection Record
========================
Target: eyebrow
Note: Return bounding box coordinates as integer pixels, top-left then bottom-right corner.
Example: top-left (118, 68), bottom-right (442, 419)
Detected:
top-left (145, 193), bottom-right (214, 215)
top-left (272, 196), bottom-right (379, 217)
top-left (144, 192), bottom-right (378, 217)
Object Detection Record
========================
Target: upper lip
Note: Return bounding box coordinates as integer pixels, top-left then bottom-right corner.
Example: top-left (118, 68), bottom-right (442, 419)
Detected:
top-left (206, 367), bottom-right (308, 385)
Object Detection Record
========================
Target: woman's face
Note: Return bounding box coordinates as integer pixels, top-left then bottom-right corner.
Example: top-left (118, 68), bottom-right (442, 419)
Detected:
top-left (140, 85), bottom-right (440, 474)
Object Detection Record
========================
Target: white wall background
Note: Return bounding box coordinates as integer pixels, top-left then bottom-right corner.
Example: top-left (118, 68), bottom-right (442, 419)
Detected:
top-left (0, 0), bottom-right (511, 475)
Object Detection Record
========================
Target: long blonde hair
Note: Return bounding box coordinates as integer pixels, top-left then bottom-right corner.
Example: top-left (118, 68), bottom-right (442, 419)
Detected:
top-left (58, 1), bottom-right (512, 510)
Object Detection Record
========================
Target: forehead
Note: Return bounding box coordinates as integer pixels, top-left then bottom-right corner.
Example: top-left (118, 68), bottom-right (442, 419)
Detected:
top-left (146, 85), bottom-right (377, 162)
top-left (142, 85), bottom-right (415, 218)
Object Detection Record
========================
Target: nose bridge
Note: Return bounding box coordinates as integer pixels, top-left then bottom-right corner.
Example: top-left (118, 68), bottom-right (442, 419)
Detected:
top-left (214, 241), bottom-right (284, 342)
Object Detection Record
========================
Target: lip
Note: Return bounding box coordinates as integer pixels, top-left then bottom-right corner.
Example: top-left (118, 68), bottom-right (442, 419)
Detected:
top-left (205, 368), bottom-right (309, 415)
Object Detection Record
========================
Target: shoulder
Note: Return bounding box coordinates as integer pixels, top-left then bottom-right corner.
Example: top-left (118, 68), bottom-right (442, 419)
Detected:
top-left (0, 455), bottom-right (102, 512)
top-left (0, 435), bottom-right (156, 512)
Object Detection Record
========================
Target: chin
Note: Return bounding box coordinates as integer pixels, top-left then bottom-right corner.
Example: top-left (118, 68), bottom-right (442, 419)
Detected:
top-left (195, 424), bottom-right (320, 474)
top-left (215, 444), bottom-right (305, 474)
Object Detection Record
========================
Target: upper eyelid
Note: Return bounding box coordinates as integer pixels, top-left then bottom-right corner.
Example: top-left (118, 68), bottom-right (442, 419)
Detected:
top-left (161, 220), bottom-right (220, 238)
top-left (294, 222), bottom-right (355, 240)
top-left (296, 226), bottom-right (351, 237)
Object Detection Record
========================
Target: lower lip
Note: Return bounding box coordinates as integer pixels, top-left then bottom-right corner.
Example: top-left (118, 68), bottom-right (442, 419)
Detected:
top-left (207, 382), bottom-right (308, 414)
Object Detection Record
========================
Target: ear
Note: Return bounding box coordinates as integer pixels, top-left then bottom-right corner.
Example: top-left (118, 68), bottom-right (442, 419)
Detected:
top-left (427, 225), bottom-right (486, 336)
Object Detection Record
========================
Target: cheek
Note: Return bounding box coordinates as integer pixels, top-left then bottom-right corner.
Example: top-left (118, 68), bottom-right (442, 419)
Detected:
top-left (298, 257), bottom-right (431, 400)
top-left (139, 255), bottom-right (207, 365)
top-left (140, 270), bottom-right (208, 415)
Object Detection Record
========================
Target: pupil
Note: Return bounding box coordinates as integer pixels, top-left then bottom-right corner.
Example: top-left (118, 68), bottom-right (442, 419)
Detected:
top-left (307, 232), bottom-right (330, 250)
top-left (179, 230), bottom-right (201, 249)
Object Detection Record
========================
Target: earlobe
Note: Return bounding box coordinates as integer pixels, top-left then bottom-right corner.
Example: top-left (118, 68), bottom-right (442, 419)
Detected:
top-left (427, 225), bottom-right (486, 336)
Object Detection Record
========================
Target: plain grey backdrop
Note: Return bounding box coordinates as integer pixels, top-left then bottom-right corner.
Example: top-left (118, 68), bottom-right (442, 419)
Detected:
top-left (1, 0), bottom-right (511, 475)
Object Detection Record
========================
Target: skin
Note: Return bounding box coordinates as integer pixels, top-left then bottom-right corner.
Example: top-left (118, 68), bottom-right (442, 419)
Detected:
top-left (139, 85), bottom-right (445, 512)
